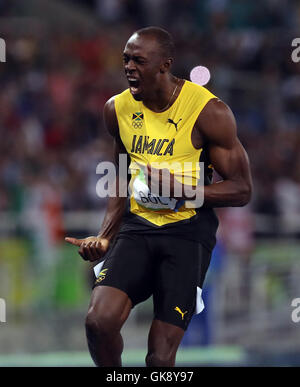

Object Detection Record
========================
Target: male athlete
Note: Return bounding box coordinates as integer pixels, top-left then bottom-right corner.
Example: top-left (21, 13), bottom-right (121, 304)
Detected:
top-left (65, 27), bottom-right (252, 367)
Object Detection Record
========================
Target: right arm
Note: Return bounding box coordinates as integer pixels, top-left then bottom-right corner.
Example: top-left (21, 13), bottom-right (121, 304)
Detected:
top-left (97, 97), bottom-right (128, 242)
top-left (65, 96), bottom-right (128, 262)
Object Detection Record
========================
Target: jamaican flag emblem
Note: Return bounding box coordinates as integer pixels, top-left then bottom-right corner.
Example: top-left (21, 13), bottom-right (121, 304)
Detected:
top-left (132, 112), bottom-right (144, 129)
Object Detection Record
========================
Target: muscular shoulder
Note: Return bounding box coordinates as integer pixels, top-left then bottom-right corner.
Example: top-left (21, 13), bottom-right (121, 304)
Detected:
top-left (197, 98), bottom-right (237, 148)
top-left (103, 95), bottom-right (119, 138)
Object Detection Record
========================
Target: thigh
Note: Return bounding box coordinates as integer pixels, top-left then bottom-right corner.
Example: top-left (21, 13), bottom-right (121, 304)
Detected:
top-left (93, 234), bottom-right (155, 306)
top-left (153, 238), bottom-right (212, 331)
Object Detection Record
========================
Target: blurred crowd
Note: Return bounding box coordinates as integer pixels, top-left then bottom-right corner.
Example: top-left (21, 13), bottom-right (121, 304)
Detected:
top-left (0, 0), bottom-right (300, 229)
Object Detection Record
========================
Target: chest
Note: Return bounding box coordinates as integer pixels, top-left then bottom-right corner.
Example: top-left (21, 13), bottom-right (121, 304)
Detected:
top-left (119, 109), bottom-right (201, 161)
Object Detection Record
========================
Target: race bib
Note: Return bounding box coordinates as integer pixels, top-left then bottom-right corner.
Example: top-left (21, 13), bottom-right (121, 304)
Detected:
top-left (132, 169), bottom-right (178, 211)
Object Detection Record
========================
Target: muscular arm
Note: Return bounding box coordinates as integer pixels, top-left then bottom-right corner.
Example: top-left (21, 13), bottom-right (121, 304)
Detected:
top-left (97, 96), bottom-right (128, 240)
top-left (146, 98), bottom-right (252, 207)
top-left (65, 97), bottom-right (128, 261)
top-left (198, 98), bottom-right (252, 207)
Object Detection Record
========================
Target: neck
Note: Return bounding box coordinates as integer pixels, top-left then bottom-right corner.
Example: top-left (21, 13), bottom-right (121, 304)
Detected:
top-left (143, 75), bottom-right (180, 112)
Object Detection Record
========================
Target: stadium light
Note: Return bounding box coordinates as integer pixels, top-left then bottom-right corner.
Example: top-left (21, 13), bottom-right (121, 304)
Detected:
top-left (190, 66), bottom-right (210, 86)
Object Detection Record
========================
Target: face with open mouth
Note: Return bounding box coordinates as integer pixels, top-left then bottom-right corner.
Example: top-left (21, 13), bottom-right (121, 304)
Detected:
top-left (123, 33), bottom-right (165, 101)
top-left (127, 77), bottom-right (142, 99)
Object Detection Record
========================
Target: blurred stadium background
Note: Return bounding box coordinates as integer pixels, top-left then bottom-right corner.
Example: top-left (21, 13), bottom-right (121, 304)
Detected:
top-left (0, 0), bottom-right (300, 366)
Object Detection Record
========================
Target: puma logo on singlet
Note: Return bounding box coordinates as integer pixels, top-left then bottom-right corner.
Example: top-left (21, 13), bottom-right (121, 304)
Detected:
top-left (168, 118), bottom-right (182, 131)
top-left (174, 306), bottom-right (188, 320)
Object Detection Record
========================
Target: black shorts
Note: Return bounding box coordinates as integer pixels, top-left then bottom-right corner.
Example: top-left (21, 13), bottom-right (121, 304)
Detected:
top-left (93, 233), bottom-right (212, 330)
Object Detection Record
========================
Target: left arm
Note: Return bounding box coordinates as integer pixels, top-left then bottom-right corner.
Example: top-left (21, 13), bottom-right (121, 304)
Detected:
top-left (147, 98), bottom-right (252, 207)
top-left (197, 98), bottom-right (252, 207)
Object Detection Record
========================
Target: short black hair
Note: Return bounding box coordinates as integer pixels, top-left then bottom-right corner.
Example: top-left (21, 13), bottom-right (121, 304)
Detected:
top-left (134, 26), bottom-right (175, 59)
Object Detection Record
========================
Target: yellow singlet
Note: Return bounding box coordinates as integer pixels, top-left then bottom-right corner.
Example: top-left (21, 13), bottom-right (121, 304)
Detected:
top-left (115, 80), bottom-right (217, 227)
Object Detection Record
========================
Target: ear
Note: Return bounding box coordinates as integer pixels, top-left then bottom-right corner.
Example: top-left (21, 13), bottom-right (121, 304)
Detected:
top-left (160, 58), bottom-right (173, 73)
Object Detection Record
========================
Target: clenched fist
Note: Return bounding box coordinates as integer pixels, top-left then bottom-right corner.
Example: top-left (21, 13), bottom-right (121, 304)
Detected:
top-left (65, 236), bottom-right (110, 262)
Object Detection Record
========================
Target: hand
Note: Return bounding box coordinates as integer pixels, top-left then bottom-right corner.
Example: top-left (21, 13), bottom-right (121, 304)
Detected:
top-left (65, 236), bottom-right (110, 262)
top-left (146, 164), bottom-right (183, 199)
